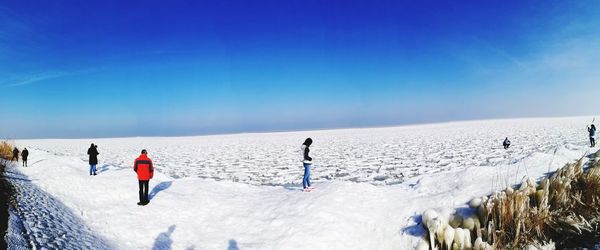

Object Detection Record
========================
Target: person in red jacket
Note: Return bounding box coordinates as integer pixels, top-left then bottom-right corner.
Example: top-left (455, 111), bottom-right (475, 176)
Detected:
top-left (134, 149), bottom-right (154, 206)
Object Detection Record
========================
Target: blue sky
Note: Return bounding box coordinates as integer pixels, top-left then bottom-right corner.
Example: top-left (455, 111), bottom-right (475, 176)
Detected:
top-left (1, 1), bottom-right (599, 138)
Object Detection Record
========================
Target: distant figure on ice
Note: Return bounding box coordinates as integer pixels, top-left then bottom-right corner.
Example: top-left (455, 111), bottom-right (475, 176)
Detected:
top-left (87, 143), bottom-right (99, 175)
top-left (503, 137), bottom-right (511, 149)
top-left (21, 148), bottom-right (28, 167)
top-left (134, 149), bottom-right (154, 206)
top-left (588, 124), bottom-right (597, 147)
top-left (12, 147), bottom-right (19, 162)
top-left (301, 138), bottom-right (313, 192)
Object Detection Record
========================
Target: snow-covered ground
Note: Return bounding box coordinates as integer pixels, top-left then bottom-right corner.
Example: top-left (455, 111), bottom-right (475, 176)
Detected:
top-left (6, 116), bottom-right (599, 249)
top-left (17, 117), bottom-right (590, 186)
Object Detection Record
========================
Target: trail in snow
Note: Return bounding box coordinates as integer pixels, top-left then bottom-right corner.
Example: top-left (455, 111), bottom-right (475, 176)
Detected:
top-left (4, 162), bottom-right (113, 249)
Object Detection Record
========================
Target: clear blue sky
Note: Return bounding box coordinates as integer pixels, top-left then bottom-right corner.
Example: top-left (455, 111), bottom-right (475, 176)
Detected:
top-left (1, 1), bottom-right (599, 138)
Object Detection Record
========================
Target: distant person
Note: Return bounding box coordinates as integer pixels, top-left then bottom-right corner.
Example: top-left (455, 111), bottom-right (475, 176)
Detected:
top-left (87, 143), bottom-right (99, 176)
top-left (503, 137), bottom-right (511, 149)
top-left (12, 147), bottom-right (19, 162)
top-left (21, 148), bottom-right (28, 167)
top-left (588, 124), bottom-right (597, 147)
top-left (134, 149), bottom-right (154, 206)
top-left (301, 138), bottom-right (313, 192)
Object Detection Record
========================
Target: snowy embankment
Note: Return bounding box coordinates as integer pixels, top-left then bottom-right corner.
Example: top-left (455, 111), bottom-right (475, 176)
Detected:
top-left (6, 116), bottom-right (598, 249)
top-left (6, 149), bottom-right (409, 249)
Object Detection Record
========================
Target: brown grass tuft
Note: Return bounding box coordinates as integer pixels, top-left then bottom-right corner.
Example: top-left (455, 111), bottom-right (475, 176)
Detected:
top-left (421, 149), bottom-right (600, 249)
top-left (0, 141), bottom-right (14, 161)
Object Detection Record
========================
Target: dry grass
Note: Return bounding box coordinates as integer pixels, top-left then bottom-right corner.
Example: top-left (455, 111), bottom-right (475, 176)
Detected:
top-left (421, 149), bottom-right (600, 249)
top-left (0, 141), bottom-right (14, 161)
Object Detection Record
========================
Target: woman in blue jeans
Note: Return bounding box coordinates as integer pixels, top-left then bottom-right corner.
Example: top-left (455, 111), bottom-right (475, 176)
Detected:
top-left (301, 138), bottom-right (313, 191)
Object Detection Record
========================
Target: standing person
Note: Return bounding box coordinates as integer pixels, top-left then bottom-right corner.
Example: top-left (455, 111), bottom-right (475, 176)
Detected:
top-left (588, 124), bottom-right (597, 147)
top-left (21, 148), bottom-right (28, 167)
top-left (12, 147), bottom-right (19, 162)
top-left (87, 143), bottom-right (99, 176)
top-left (301, 138), bottom-right (313, 192)
top-left (134, 149), bottom-right (154, 206)
top-left (503, 137), bottom-right (511, 149)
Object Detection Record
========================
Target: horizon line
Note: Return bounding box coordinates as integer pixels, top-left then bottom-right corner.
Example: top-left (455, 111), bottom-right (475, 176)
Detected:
top-left (7, 114), bottom-right (597, 141)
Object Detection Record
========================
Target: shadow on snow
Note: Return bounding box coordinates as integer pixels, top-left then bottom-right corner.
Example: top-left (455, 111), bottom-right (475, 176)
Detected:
top-left (149, 181), bottom-right (173, 201)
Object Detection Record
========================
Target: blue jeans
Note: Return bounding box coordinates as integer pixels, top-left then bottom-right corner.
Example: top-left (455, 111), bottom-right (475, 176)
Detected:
top-left (303, 163), bottom-right (311, 188)
top-left (90, 164), bottom-right (96, 175)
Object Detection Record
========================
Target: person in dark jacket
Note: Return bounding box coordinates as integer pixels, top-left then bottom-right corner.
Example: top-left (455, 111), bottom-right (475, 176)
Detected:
top-left (301, 138), bottom-right (313, 192)
top-left (12, 147), bottom-right (19, 162)
top-left (503, 137), bottom-right (511, 149)
top-left (588, 124), bottom-right (597, 147)
top-left (21, 148), bottom-right (28, 167)
top-left (134, 149), bottom-right (154, 205)
top-left (87, 143), bottom-right (99, 175)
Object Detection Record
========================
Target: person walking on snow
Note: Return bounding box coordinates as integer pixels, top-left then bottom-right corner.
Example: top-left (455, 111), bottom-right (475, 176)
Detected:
top-left (134, 149), bottom-right (154, 206)
top-left (21, 148), bottom-right (28, 167)
top-left (588, 124), bottom-right (597, 147)
top-left (12, 147), bottom-right (19, 162)
top-left (87, 143), bottom-right (99, 175)
top-left (503, 137), bottom-right (511, 149)
top-left (301, 138), bottom-right (313, 192)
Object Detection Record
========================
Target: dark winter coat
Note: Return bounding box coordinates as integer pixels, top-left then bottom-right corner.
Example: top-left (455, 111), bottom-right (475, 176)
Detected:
top-left (87, 146), bottom-right (99, 165)
top-left (302, 145), bottom-right (312, 163)
top-left (21, 149), bottom-right (28, 160)
top-left (12, 148), bottom-right (19, 157)
top-left (589, 126), bottom-right (597, 137)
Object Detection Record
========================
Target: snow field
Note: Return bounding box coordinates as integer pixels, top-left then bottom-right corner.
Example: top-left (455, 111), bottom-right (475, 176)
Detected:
top-left (17, 117), bottom-right (592, 186)
top-left (6, 116), bottom-right (598, 249)
top-left (7, 149), bottom-right (413, 249)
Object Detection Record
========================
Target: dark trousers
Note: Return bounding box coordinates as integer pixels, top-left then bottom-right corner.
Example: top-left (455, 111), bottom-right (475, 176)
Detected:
top-left (591, 137), bottom-right (596, 147)
top-left (22, 158), bottom-right (27, 167)
top-left (139, 180), bottom-right (149, 203)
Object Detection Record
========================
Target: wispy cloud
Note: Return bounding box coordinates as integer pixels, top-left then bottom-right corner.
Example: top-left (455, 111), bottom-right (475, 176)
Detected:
top-left (0, 3), bottom-right (32, 40)
top-left (3, 72), bottom-right (68, 87)
top-left (2, 68), bottom-right (100, 87)
top-left (472, 36), bottom-right (527, 69)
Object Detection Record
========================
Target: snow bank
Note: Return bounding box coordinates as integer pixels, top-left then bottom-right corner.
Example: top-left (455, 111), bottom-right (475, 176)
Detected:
top-left (7, 149), bottom-right (413, 249)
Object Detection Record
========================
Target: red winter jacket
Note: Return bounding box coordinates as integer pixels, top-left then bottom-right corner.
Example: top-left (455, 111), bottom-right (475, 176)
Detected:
top-left (134, 154), bottom-right (154, 180)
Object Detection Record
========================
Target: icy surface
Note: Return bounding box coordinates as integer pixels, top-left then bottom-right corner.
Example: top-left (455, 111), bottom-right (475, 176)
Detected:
top-left (17, 117), bottom-right (591, 186)
top-left (6, 116), bottom-right (599, 249)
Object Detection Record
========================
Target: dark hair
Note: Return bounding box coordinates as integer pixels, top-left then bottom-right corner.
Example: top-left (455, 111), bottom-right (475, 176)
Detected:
top-left (141, 149), bottom-right (147, 154)
top-left (91, 143), bottom-right (94, 147)
top-left (303, 138), bottom-right (313, 146)
top-left (592, 124), bottom-right (596, 129)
